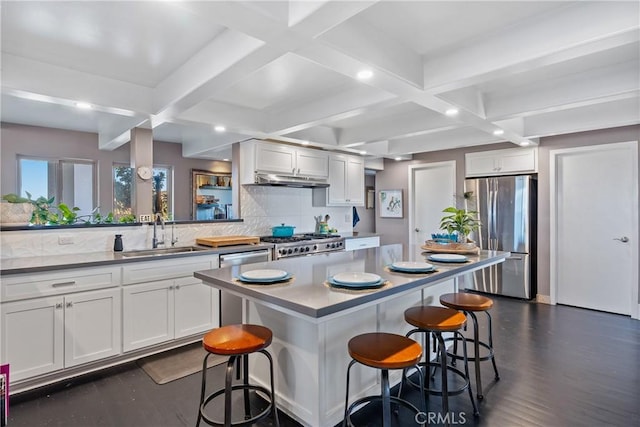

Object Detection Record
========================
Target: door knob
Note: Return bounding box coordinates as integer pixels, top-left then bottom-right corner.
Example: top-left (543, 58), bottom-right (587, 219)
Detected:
top-left (415, 228), bottom-right (420, 232)
top-left (613, 236), bottom-right (629, 243)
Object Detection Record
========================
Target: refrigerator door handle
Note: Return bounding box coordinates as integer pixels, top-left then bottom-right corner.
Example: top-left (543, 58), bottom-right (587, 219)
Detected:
top-left (507, 255), bottom-right (523, 260)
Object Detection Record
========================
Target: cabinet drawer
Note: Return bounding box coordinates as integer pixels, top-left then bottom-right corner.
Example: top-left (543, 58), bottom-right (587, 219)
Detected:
top-left (122, 255), bottom-right (218, 285)
top-left (1, 266), bottom-right (122, 302)
top-left (344, 236), bottom-right (380, 251)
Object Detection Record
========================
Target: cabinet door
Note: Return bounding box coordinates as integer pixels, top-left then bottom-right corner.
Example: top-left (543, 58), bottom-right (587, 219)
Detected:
top-left (465, 152), bottom-right (498, 176)
top-left (327, 155), bottom-right (348, 204)
top-left (64, 288), bottom-right (122, 368)
top-left (255, 143), bottom-right (296, 175)
top-left (296, 148), bottom-right (329, 178)
top-left (499, 148), bottom-right (537, 173)
top-left (174, 277), bottom-right (219, 338)
top-left (345, 156), bottom-right (364, 205)
top-left (122, 280), bottom-right (174, 352)
top-left (1, 297), bottom-right (64, 381)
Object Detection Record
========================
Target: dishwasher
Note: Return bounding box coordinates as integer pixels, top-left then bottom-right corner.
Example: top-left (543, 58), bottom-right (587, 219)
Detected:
top-left (219, 249), bottom-right (271, 326)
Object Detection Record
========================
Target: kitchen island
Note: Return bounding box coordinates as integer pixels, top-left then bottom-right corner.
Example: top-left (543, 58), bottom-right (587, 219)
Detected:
top-left (195, 243), bottom-right (509, 427)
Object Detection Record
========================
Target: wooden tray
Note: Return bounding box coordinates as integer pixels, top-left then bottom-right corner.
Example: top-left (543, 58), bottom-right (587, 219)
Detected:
top-left (196, 236), bottom-right (260, 247)
top-left (421, 241), bottom-right (479, 254)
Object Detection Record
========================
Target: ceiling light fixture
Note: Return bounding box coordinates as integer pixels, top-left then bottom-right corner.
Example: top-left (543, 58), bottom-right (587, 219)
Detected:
top-left (520, 141), bottom-right (530, 146)
top-left (359, 150), bottom-right (367, 155)
top-left (214, 125), bottom-right (226, 132)
top-left (445, 108), bottom-right (459, 116)
top-left (357, 69), bottom-right (373, 80)
top-left (222, 158), bottom-right (229, 161)
top-left (394, 157), bottom-right (402, 161)
top-left (75, 101), bottom-right (92, 110)
top-left (493, 129), bottom-right (504, 136)
top-left (301, 141), bottom-right (310, 145)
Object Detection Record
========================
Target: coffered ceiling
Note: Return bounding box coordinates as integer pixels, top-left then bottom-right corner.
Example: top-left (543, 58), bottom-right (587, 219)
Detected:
top-left (1, 1), bottom-right (638, 160)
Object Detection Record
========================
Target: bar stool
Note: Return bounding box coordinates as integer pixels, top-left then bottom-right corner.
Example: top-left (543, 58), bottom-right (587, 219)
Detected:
top-left (439, 293), bottom-right (500, 400)
top-left (196, 324), bottom-right (279, 427)
top-left (343, 332), bottom-right (425, 427)
top-left (403, 306), bottom-right (478, 420)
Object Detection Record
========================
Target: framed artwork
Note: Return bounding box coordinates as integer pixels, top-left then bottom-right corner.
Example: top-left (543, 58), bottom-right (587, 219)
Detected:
top-left (379, 189), bottom-right (403, 218)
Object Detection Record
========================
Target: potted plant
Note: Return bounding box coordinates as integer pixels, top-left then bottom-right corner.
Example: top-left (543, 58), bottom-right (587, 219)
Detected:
top-left (0, 193), bottom-right (35, 226)
top-left (439, 206), bottom-right (481, 244)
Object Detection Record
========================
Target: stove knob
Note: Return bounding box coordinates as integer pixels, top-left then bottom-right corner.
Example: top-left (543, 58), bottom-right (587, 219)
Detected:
top-left (305, 247), bottom-right (310, 252)
top-left (331, 243), bottom-right (336, 248)
top-left (313, 245), bottom-right (318, 250)
top-left (326, 243), bottom-right (331, 248)
top-left (287, 249), bottom-right (293, 254)
top-left (294, 247), bottom-right (299, 252)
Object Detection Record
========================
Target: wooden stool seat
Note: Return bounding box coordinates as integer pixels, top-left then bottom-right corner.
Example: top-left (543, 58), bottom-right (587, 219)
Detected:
top-left (348, 332), bottom-right (422, 370)
top-left (404, 306), bottom-right (467, 332)
top-left (439, 292), bottom-right (493, 312)
top-left (202, 324), bottom-right (272, 355)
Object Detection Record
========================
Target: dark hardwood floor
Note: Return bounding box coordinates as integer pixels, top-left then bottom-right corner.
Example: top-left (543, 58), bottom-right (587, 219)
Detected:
top-left (7, 296), bottom-right (640, 427)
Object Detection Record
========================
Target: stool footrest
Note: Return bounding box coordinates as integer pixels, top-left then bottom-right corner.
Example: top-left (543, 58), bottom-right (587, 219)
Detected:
top-left (442, 336), bottom-right (495, 362)
top-left (200, 384), bottom-right (274, 427)
top-left (406, 363), bottom-right (471, 397)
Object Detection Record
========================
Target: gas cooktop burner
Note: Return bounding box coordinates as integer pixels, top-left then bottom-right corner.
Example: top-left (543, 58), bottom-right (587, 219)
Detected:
top-left (260, 234), bottom-right (345, 258)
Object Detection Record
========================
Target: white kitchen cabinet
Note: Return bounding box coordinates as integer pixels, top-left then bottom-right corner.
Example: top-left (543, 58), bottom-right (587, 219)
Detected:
top-left (344, 236), bottom-right (380, 251)
top-left (240, 141), bottom-right (329, 184)
top-left (313, 153), bottom-right (365, 206)
top-left (1, 288), bottom-right (121, 381)
top-left (465, 147), bottom-right (538, 177)
top-left (121, 255), bottom-right (220, 352)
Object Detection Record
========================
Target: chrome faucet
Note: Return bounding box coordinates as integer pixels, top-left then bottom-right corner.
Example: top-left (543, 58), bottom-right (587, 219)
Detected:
top-left (152, 214), bottom-right (165, 248)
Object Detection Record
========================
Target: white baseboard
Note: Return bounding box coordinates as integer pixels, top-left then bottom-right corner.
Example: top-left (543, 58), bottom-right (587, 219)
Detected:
top-left (536, 294), bottom-right (552, 304)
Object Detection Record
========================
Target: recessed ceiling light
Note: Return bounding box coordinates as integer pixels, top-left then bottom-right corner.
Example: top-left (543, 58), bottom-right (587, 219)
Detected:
top-left (359, 150), bottom-right (367, 155)
top-left (445, 108), bottom-right (459, 116)
top-left (520, 141), bottom-right (530, 146)
top-left (301, 141), bottom-right (310, 145)
top-left (222, 158), bottom-right (229, 161)
top-left (357, 69), bottom-right (373, 80)
top-left (493, 129), bottom-right (504, 136)
top-left (214, 125), bottom-right (226, 132)
top-left (395, 157), bottom-right (402, 161)
top-left (75, 101), bottom-right (92, 110)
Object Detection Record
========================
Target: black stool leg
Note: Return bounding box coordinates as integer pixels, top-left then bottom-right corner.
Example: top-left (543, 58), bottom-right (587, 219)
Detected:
top-left (343, 360), bottom-right (357, 427)
top-left (242, 354), bottom-right (251, 420)
top-left (468, 311), bottom-right (483, 400)
top-left (196, 353), bottom-right (212, 427)
top-left (381, 369), bottom-right (391, 427)
top-left (435, 333), bottom-right (450, 427)
top-left (457, 331), bottom-right (479, 417)
top-left (224, 355), bottom-right (236, 427)
top-left (486, 311), bottom-right (500, 381)
top-left (260, 349), bottom-right (280, 427)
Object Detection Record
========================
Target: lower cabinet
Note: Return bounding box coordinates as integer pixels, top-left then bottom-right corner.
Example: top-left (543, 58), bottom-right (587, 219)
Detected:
top-left (122, 276), bottom-right (219, 352)
top-left (0, 288), bottom-right (121, 382)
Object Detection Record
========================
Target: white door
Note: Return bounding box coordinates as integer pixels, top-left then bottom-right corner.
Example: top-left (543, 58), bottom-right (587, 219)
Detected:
top-left (408, 161), bottom-right (456, 245)
top-left (551, 141), bottom-right (638, 316)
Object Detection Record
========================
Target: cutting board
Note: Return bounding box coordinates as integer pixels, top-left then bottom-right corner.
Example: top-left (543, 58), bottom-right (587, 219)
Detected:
top-left (196, 236), bottom-right (261, 247)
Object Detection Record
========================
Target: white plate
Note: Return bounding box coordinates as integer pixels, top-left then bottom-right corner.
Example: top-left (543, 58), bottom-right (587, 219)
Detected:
top-left (332, 272), bottom-right (381, 285)
top-left (390, 261), bottom-right (434, 271)
top-left (427, 254), bottom-right (468, 262)
top-left (240, 269), bottom-right (288, 281)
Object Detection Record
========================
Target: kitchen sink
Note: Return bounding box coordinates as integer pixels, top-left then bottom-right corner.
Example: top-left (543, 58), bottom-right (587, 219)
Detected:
top-left (120, 246), bottom-right (213, 258)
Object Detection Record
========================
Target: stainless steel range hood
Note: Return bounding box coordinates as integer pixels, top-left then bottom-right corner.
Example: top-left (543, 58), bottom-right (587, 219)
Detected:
top-left (252, 173), bottom-right (329, 188)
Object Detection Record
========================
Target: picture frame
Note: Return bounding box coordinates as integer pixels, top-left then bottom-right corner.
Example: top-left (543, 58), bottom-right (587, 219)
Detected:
top-left (379, 189), bottom-right (403, 218)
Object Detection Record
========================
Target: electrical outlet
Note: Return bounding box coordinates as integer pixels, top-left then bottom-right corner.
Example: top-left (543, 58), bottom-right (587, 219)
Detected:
top-left (58, 235), bottom-right (74, 245)
top-left (139, 214), bottom-right (152, 222)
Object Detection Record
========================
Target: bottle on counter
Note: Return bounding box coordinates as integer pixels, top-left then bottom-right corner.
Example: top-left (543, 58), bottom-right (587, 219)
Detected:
top-left (114, 234), bottom-right (123, 252)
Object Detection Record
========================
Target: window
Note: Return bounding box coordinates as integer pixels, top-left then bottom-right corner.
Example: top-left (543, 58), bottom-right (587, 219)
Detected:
top-left (18, 156), bottom-right (97, 217)
top-left (113, 164), bottom-right (173, 219)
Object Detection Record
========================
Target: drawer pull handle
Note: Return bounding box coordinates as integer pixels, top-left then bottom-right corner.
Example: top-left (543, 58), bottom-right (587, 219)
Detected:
top-left (52, 281), bottom-right (76, 288)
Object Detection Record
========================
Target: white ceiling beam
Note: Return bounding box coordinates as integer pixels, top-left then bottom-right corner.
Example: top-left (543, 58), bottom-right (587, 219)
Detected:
top-left (281, 126), bottom-right (339, 147)
top-left (522, 96), bottom-right (640, 138)
top-left (289, 1), bottom-right (379, 35)
top-left (388, 127), bottom-right (500, 154)
top-left (1, 54), bottom-right (153, 114)
top-left (424, 2), bottom-right (640, 93)
top-left (180, 132), bottom-right (248, 158)
top-left (484, 61), bottom-right (640, 119)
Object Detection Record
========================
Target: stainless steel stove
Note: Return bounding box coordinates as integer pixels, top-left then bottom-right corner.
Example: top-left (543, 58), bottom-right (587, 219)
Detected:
top-left (261, 233), bottom-right (345, 259)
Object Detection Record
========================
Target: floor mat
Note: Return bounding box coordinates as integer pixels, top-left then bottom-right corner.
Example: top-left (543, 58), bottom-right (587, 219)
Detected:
top-left (137, 342), bottom-right (227, 385)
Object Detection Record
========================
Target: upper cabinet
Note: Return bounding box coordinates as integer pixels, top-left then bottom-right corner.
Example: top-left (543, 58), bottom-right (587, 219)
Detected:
top-left (465, 147), bottom-right (538, 177)
top-left (313, 153), bottom-right (365, 206)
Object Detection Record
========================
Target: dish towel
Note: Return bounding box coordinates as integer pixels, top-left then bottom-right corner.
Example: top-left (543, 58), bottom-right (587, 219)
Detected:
top-left (352, 206), bottom-right (360, 228)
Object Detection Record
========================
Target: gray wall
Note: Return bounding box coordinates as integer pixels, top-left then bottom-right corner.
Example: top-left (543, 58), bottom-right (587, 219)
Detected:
top-left (353, 173), bottom-right (375, 233)
top-left (374, 125), bottom-right (640, 298)
top-left (1, 123), bottom-right (230, 220)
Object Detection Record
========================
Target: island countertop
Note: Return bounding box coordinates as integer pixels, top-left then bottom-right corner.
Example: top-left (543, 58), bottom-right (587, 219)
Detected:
top-left (195, 243), bottom-right (509, 319)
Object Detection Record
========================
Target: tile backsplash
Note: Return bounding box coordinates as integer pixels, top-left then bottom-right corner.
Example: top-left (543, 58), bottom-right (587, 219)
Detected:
top-left (0, 186), bottom-right (352, 259)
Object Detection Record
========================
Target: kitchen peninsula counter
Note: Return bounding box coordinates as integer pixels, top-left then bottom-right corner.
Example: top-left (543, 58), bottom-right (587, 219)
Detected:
top-left (195, 244), bottom-right (508, 427)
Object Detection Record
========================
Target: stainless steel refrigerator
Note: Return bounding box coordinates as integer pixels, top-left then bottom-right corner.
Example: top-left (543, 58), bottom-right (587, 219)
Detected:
top-left (463, 175), bottom-right (537, 299)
